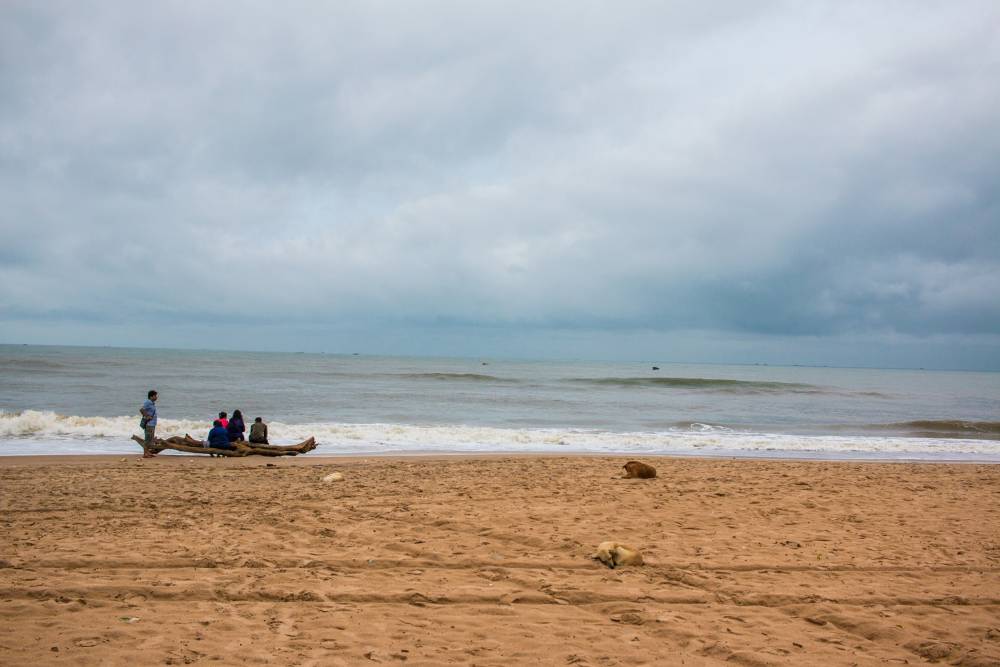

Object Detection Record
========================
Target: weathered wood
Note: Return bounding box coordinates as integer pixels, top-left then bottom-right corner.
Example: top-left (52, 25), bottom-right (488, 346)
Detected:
top-left (131, 434), bottom-right (317, 457)
top-left (177, 434), bottom-right (316, 453)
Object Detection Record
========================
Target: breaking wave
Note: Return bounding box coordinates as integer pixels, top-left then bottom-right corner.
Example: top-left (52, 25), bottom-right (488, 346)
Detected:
top-left (874, 420), bottom-right (1000, 438)
top-left (0, 410), bottom-right (212, 440)
top-left (670, 422), bottom-right (736, 433)
top-left (2, 410), bottom-right (999, 460)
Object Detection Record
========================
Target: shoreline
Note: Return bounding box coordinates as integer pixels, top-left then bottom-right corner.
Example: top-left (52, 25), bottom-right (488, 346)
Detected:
top-left (2, 449), bottom-right (1000, 465)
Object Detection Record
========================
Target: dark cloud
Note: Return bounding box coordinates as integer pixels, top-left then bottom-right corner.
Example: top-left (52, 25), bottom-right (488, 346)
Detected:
top-left (1, 1), bottom-right (998, 368)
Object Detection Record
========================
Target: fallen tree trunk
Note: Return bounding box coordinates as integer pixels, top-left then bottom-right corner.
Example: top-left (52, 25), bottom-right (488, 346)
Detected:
top-left (175, 434), bottom-right (315, 453)
top-left (131, 434), bottom-right (317, 457)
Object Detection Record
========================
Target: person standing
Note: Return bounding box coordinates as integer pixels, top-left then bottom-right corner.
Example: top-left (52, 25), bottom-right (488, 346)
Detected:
top-left (139, 389), bottom-right (159, 458)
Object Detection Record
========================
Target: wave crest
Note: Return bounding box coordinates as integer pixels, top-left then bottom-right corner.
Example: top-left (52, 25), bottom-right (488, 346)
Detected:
top-left (884, 420), bottom-right (1000, 437)
top-left (0, 359), bottom-right (69, 372)
top-left (3, 412), bottom-right (999, 461)
top-left (398, 372), bottom-right (518, 383)
top-left (1, 413), bottom-right (998, 459)
top-left (0, 411), bottom-right (211, 439)
top-left (569, 376), bottom-right (822, 393)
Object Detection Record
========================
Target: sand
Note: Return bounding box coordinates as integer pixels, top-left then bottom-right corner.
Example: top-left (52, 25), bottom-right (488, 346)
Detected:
top-left (1, 454), bottom-right (999, 666)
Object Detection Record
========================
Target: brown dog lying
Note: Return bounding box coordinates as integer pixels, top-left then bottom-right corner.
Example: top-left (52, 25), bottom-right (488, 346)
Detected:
top-left (593, 541), bottom-right (644, 568)
top-left (623, 461), bottom-right (657, 478)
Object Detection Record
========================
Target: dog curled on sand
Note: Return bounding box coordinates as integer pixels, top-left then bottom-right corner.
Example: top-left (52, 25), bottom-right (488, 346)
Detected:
top-left (623, 461), bottom-right (657, 479)
top-left (593, 541), bottom-right (644, 568)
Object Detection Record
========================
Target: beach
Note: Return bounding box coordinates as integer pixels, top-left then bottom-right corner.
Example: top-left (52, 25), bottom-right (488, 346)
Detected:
top-left (2, 454), bottom-right (999, 666)
top-left (5, 2), bottom-right (999, 664)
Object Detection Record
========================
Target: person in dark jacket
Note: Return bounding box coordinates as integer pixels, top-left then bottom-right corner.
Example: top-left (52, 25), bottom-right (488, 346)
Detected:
top-left (206, 420), bottom-right (232, 450)
top-left (227, 409), bottom-right (246, 442)
top-left (248, 417), bottom-right (269, 444)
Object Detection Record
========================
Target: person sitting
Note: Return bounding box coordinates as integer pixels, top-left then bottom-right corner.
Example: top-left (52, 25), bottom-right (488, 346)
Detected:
top-left (217, 411), bottom-right (229, 429)
top-left (227, 409), bottom-right (246, 442)
top-left (248, 417), bottom-right (269, 444)
top-left (206, 419), bottom-right (233, 450)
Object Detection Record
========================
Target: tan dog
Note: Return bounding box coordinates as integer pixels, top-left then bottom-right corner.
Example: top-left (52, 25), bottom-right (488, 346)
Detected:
top-left (623, 461), bottom-right (657, 478)
top-left (593, 541), bottom-right (644, 568)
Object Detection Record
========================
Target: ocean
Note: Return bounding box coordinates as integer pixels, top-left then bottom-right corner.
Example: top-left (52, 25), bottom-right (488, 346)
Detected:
top-left (1, 344), bottom-right (998, 460)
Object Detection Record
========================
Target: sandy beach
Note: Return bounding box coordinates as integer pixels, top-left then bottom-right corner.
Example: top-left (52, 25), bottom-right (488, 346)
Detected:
top-left (1, 454), bottom-right (999, 666)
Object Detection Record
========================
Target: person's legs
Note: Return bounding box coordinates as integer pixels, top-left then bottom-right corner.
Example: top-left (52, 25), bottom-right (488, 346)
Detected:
top-left (212, 441), bottom-right (236, 455)
top-left (143, 425), bottom-right (157, 457)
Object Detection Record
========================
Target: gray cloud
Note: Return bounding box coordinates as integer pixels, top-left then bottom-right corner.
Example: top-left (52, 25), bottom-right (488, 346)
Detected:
top-left (1, 1), bottom-right (999, 368)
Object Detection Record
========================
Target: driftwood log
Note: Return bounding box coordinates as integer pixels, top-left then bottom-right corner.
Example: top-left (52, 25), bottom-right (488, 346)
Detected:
top-left (131, 434), bottom-right (317, 457)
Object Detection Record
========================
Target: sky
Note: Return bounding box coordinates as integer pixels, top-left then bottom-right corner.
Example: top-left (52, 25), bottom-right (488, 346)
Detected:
top-left (1, 1), bottom-right (999, 369)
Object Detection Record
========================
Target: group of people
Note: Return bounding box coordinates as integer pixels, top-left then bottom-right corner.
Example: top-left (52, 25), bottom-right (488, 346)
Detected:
top-left (206, 410), bottom-right (270, 450)
top-left (139, 389), bottom-right (270, 458)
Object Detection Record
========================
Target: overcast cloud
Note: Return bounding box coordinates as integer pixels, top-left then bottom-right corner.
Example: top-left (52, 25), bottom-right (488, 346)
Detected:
top-left (1, 1), bottom-right (999, 368)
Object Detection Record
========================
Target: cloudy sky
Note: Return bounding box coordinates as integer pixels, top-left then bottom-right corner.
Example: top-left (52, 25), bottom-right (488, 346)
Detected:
top-left (1, 1), bottom-right (998, 369)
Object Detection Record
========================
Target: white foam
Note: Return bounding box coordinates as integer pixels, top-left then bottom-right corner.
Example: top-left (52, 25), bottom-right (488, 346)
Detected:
top-left (1, 411), bottom-right (999, 460)
top-left (0, 410), bottom-right (211, 439)
top-left (682, 422), bottom-right (734, 433)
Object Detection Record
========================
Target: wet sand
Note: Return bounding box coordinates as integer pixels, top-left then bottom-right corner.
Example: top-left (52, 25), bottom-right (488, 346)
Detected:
top-left (1, 454), bottom-right (999, 666)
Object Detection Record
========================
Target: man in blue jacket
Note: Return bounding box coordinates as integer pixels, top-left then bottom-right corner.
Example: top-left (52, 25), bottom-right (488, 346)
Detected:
top-left (139, 389), bottom-right (158, 458)
top-left (206, 419), bottom-right (233, 451)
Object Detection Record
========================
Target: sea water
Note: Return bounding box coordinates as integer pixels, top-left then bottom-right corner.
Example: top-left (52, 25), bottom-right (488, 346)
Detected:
top-left (1, 344), bottom-right (998, 460)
